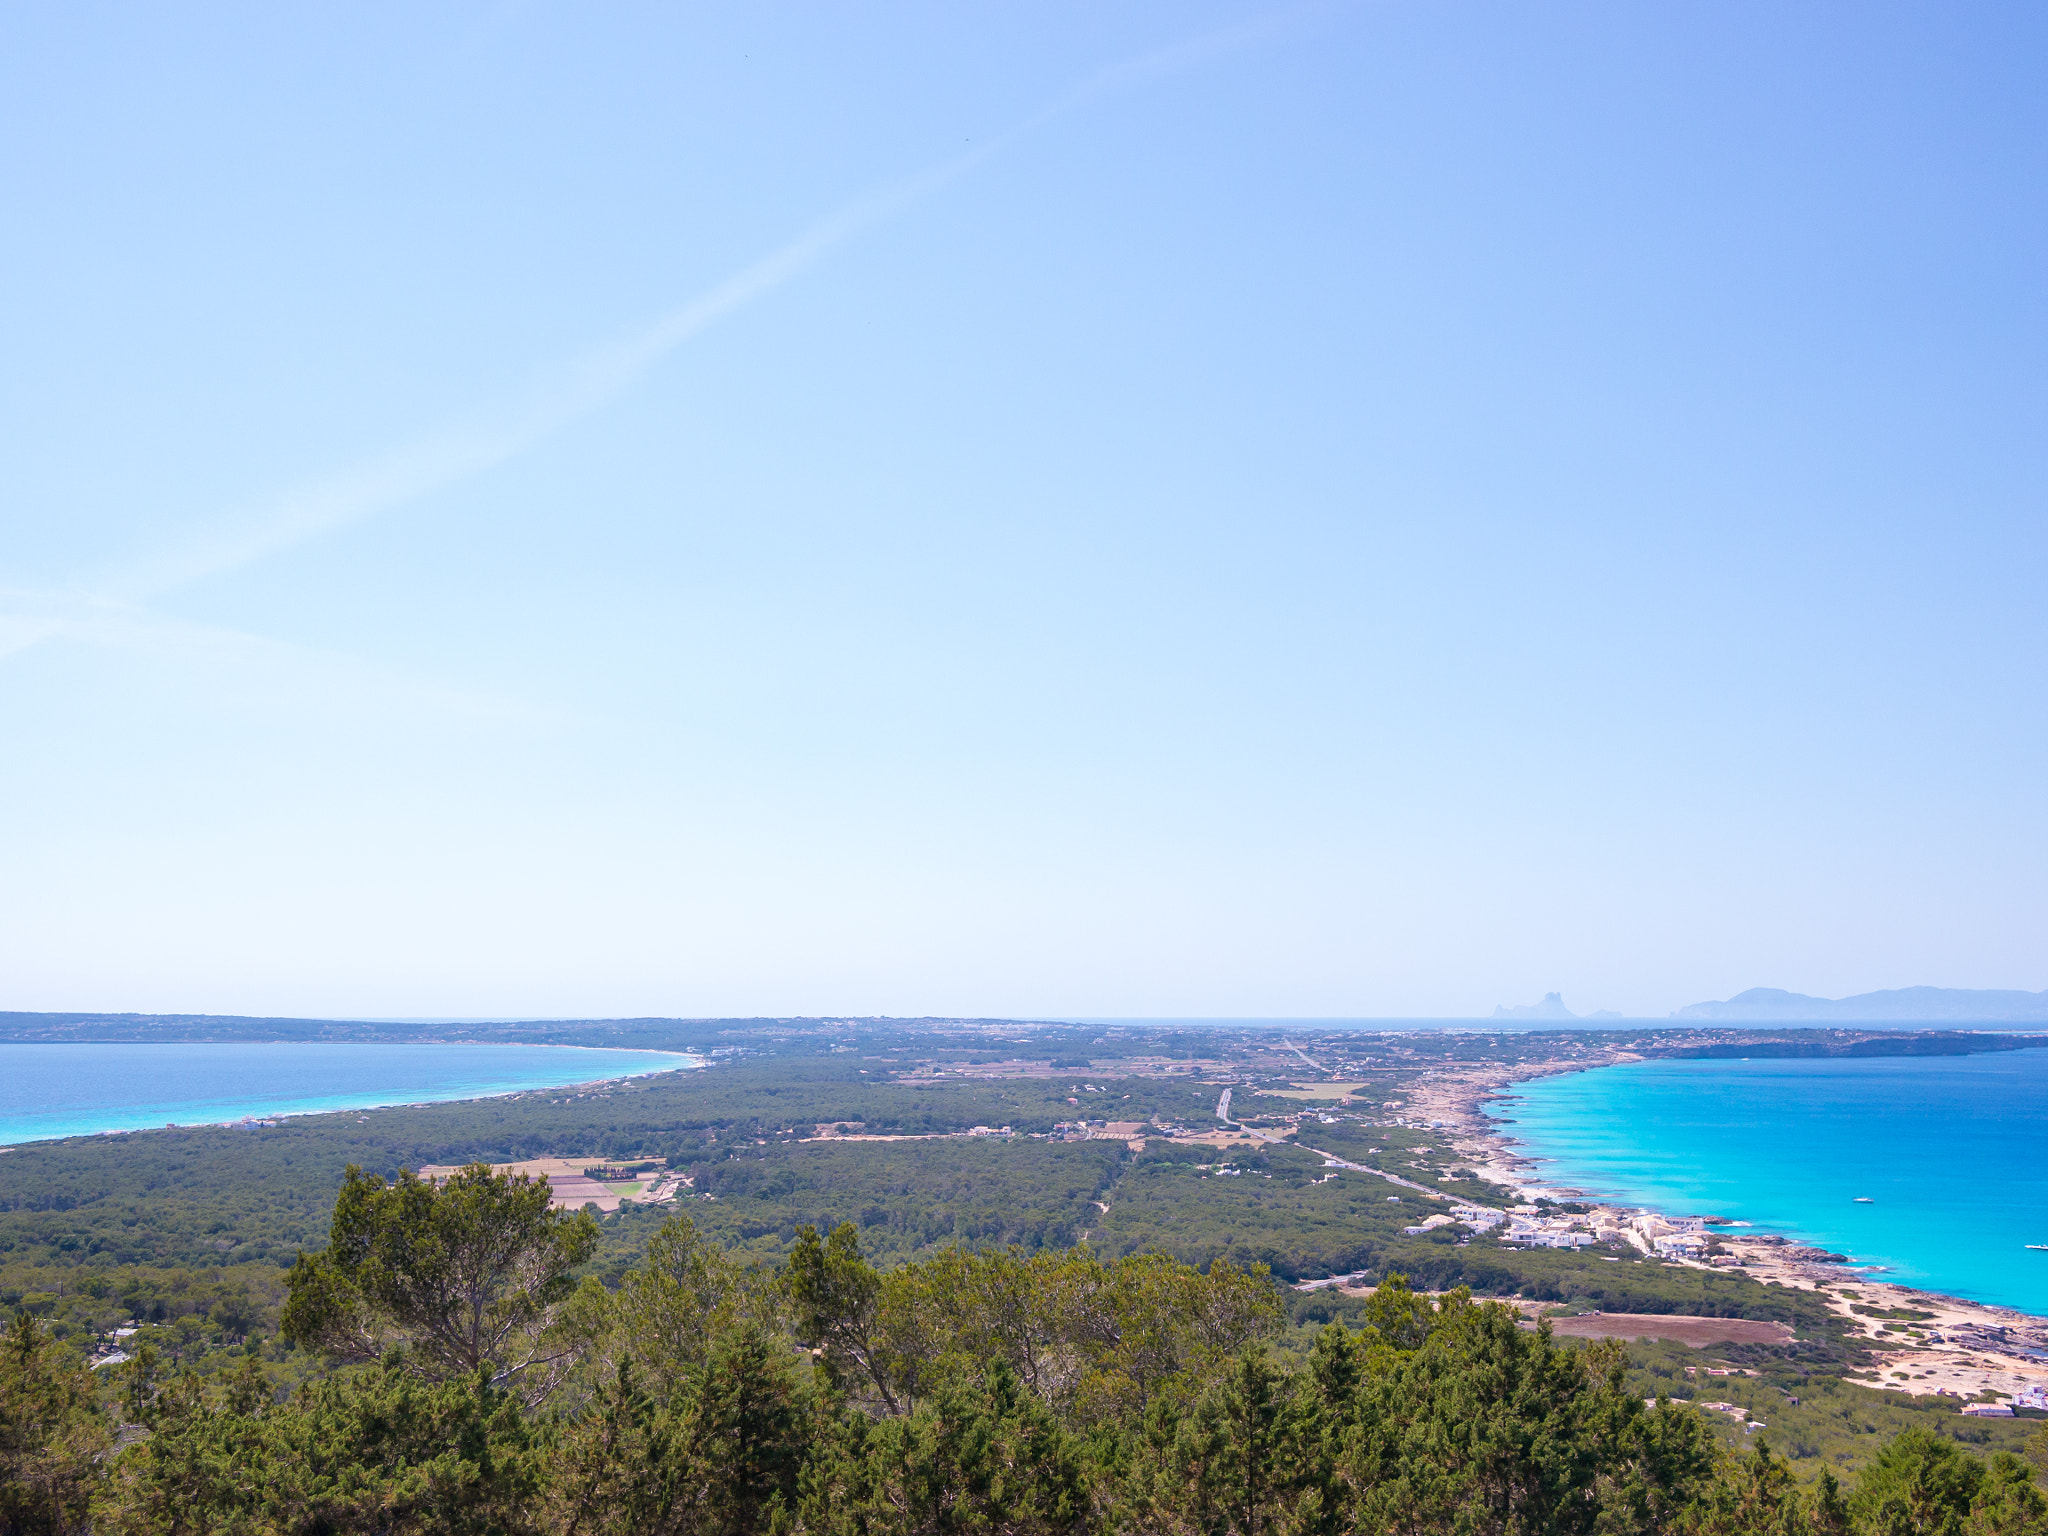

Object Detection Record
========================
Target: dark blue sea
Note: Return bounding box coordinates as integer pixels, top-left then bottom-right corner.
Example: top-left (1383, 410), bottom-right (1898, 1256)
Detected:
top-left (1488, 1050), bottom-right (2048, 1316)
top-left (0, 1042), bottom-right (698, 1146)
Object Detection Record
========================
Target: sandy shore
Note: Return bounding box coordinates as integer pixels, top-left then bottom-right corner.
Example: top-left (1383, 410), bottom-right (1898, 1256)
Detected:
top-left (1400, 1051), bottom-right (2048, 1407)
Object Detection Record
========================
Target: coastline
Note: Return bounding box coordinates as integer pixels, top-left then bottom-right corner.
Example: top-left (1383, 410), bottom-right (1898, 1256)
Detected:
top-left (0, 1042), bottom-right (704, 1148)
top-left (1403, 1048), bottom-right (2048, 1409)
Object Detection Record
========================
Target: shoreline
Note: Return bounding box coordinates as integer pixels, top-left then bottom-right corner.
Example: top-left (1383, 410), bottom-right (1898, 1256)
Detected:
top-left (0, 1043), bottom-right (704, 1149)
top-left (1404, 1049), bottom-right (2048, 1408)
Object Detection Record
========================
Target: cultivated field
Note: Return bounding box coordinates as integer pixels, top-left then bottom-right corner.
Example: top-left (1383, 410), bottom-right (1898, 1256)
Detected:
top-left (1545, 1313), bottom-right (1797, 1348)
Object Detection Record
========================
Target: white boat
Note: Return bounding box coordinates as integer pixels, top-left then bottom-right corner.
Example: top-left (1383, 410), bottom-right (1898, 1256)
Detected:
top-left (2027, 1244), bottom-right (2048, 1252)
top-left (1853, 1196), bottom-right (1874, 1203)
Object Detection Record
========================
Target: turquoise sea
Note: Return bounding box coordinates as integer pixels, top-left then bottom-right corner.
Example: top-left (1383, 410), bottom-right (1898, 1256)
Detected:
top-left (0, 1042), bottom-right (699, 1146)
top-left (1488, 1050), bottom-right (2048, 1317)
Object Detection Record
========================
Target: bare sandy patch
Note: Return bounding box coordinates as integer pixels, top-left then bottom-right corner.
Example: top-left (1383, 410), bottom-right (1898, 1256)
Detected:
top-left (417, 1157), bottom-right (677, 1213)
top-left (1543, 1313), bottom-right (1794, 1348)
top-left (1155, 1130), bottom-right (1268, 1149)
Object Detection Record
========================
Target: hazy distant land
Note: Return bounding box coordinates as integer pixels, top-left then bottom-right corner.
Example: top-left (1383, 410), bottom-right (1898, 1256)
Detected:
top-left (1672, 985), bottom-right (2048, 1022)
top-left (1493, 985), bottom-right (2048, 1024)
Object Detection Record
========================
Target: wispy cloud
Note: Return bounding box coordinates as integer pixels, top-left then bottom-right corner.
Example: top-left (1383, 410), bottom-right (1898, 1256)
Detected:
top-left (101, 164), bottom-right (980, 606)
top-left (0, 585), bottom-right (572, 726)
top-left (1, 7), bottom-right (1311, 682)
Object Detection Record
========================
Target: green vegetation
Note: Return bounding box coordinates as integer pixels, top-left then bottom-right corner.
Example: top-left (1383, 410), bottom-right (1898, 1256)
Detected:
top-left (1301, 1118), bottom-right (1523, 1204)
top-left (0, 1030), bottom-right (1903, 1384)
top-left (5, 1166), bottom-right (2045, 1534)
top-left (682, 1139), bottom-right (1128, 1262)
top-left (279, 1164), bottom-right (599, 1398)
top-left (5, 1018), bottom-right (2046, 1532)
top-left (0, 1310), bottom-right (110, 1534)
top-left (1619, 1335), bottom-right (2046, 1470)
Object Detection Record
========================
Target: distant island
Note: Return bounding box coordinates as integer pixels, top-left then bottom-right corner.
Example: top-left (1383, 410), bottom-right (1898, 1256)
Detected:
top-left (1672, 986), bottom-right (2048, 1023)
top-left (1491, 993), bottom-right (1622, 1021)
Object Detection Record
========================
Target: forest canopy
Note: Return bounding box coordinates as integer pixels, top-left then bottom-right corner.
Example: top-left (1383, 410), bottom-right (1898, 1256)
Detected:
top-left (3, 1164), bottom-right (2044, 1535)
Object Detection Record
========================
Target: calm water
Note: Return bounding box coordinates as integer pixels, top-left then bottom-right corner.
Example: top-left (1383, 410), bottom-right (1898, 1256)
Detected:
top-left (1487, 1051), bottom-right (2048, 1316)
top-left (0, 1042), bottom-right (699, 1145)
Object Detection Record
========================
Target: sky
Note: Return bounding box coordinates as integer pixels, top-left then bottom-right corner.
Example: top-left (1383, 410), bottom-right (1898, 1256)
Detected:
top-left (2, 3), bottom-right (2044, 1021)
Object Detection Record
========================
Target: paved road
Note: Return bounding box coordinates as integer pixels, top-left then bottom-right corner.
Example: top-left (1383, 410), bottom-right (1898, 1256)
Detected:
top-left (1248, 1126), bottom-right (1508, 1215)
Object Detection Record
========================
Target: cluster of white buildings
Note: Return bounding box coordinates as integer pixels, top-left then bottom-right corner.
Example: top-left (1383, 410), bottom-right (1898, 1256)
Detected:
top-left (1522, 1229), bottom-right (1599, 1250)
top-left (1956, 1387), bottom-right (2048, 1418)
top-left (1604, 1212), bottom-right (1711, 1259)
top-left (1497, 1203), bottom-right (1602, 1250)
top-left (1467, 1203), bottom-right (1727, 1257)
top-left (1402, 1214), bottom-right (1462, 1236)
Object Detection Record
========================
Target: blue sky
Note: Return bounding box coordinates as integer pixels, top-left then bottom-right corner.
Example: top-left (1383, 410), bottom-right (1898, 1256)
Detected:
top-left (3, 3), bottom-right (2043, 1020)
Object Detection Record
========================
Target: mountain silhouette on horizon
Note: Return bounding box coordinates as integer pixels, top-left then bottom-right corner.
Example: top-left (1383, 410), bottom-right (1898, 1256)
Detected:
top-left (1493, 991), bottom-right (1580, 1020)
top-left (1671, 985), bottom-right (2048, 1022)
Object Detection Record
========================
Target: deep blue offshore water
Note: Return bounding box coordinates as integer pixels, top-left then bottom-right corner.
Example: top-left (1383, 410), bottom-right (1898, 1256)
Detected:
top-left (1488, 1051), bottom-right (2048, 1316)
top-left (0, 1042), bottom-right (699, 1146)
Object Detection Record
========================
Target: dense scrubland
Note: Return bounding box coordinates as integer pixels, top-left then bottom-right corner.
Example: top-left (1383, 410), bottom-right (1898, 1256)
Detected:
top-left (0, 1040), bottom-right (1915, 1340)
top-left (5, 1162), bottom-right (2046, 1535)
top-left (4, 1021), bottom-right (2046, 1532)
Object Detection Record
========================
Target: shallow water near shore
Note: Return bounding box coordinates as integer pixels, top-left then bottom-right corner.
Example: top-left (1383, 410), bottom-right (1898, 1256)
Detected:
top-left (0, 1042), bottom-right (699, 1145)
top-left (1488, 1049), bottom-right (2048, 1317)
